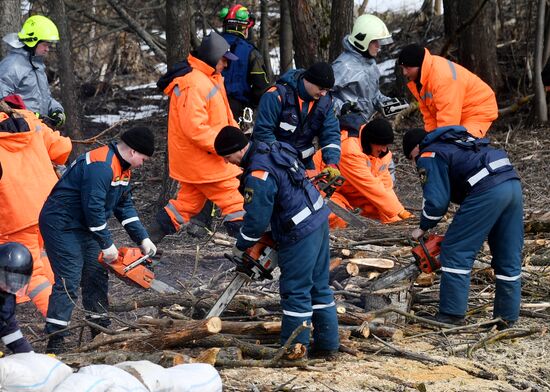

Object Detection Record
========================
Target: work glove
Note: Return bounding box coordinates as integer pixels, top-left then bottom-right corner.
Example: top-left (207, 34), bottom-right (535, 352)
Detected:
top-left (140, 238), bottom-right (157, 257)
top-left (232, 245), bottom-right (245, 260)
top-left (101, 244), bottom-right (119, 264)
top-left (49, 110), bottom-right (66, 127)
top-left (321, 164), bottom-right (341, 181)
top-left (411, 228), bottom-right (425, 241)
top-left (398, 209), bottom-right (414, 220)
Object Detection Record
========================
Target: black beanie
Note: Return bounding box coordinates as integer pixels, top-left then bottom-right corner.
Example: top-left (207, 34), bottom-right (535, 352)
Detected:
top-left (303, 62), bottom-right (335, 89)
top-left (214, 126), bottom-right (249, 156)
top-left (361, 119), bottom-right (394, 151)
top-left (121, 127), bottom-right (155, 157)
top-left (398, 44), bottom-right (426, 67)
top-left (402, 128), bottom-right (427, 159)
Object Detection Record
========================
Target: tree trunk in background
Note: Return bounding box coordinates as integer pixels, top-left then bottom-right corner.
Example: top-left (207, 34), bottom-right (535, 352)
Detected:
top-left (288, 0), bottom-right (331, 68)
top-left (0, 0), bottom-right (20, 59)
top-left (329, 0), bottom-right (353, 62)
top-left (166, 0), bottom-right (190, 69)
top-left (434, 0), bottom-right (443, 15)
top-left (260, 0), bottom-right (273, 80)
top-left (457, 0), bottom-right (500, 91)
top-left (158, 0), bottom-right (192, 209)
top-left (534, 0), bottom-right (548, 122)
top-left (279, 0), bottom-right (293, 75)
top-left (442, 0), bottom-right (459, 42)
top-left (48, 0), bottom-right (84, 155)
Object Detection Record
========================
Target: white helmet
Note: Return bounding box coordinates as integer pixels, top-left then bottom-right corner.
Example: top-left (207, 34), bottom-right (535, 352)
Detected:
top-left (348, 14), bottom-right (392, 53)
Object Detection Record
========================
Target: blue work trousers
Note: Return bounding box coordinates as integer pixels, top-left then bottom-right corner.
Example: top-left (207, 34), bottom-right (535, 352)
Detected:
top-left (39, 206), bottom-right (110, 335)
top-left (277, 221), bottom-right (339, 351)
top-left (1, 293), bottom-right (33, 353)
top-left (439, 179), bottom-right (523, 321)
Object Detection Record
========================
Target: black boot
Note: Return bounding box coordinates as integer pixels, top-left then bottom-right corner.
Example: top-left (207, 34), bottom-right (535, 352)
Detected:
top-left (223, 220), bottom-right (242, 238)
top-left (45, 335), bottom-right (65, 355)
top-left (187, 201), bottom-right (214, 238)
top-left (426, 312), bottom-right (466, 326)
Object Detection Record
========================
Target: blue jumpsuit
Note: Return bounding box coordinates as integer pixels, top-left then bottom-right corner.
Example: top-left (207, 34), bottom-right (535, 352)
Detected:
top-left (252, 69), bottom-right (341, 169)
top-left (235, 141), bottom-right (339, 351)
top-left (416, 126), bottom-right (523, 322)
top-left (39, 143), bottom-right (149, 335)
top-left (0, 292), bottom-right (33, 353)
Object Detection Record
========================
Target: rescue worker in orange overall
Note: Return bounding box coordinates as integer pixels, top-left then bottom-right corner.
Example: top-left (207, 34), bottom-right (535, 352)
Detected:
top-left (0, 95), bottom-right (71, 316)
top-left (149, 31), bottom-right (245, 241)
top-left (398, 44), bottom-right (498, 138)
top-left (314, 111), bottom-right (412, 228)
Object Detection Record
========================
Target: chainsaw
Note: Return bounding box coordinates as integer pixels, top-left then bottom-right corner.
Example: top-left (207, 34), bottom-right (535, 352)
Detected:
top-left (206, 234), bottom-right (278, 318)
top-left (99, 247), bottom-right (180, 294)
top-left (366, 234), bottom-right (445, 292)
top-left (311, 172), bottom-right (368, 229)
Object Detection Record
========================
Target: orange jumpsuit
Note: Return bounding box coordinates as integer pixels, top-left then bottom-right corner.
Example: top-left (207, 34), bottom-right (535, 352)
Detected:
top-left (162, 54), bottom-right (244, 230)
top-left (0, 108), bottom-right (71, 315)
top-left (314, 129), bottom-right (405, 228)
top-left (406, 48), bottom-right (498, 138)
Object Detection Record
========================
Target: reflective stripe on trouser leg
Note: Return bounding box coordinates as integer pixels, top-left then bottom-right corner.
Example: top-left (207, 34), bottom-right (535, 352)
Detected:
top-left (278, 221), bottom-right (337, 349)
top-left (40, 209), bottom-right (91, 335)
top-left (487, 180), bottom-right (523, 321)
top-left (439, 180), bottom-right (521, 317)
top-left (197, 177), bottom-right (244, 222)
top-left (310, 221), bottom-right (339, 351)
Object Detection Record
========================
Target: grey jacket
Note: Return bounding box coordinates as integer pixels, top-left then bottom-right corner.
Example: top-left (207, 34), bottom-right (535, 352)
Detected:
top-left (0, 36), bottom-right (63, 116)
top-left (331, 36), bottom-right (389, 121)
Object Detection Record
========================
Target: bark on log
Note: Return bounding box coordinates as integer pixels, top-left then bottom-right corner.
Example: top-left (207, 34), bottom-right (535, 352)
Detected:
top-left (60, 350), bottom-right (193, 367)
top-left (524, 211), bottom-right (550, 234)
top-left (345, 258), bottom-right (395, 270)
top-left (189, 334), bottom-right (278, 359)
top-left (369, 322), bottom-right (404, 341)
top-left (337, 309), bottom-right (376, 326)
top-left (221, 320), bottom-right (281, 335)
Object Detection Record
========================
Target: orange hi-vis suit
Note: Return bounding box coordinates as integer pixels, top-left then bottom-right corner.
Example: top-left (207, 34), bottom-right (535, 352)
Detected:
top-left (162, 54), bottom-right (244, 230)
top-left (0, 108), bottom-right (71, 316)
top-left (406, 48), bottom-right (498, 138)
top-left (314, 128), bottom-right (406, 228)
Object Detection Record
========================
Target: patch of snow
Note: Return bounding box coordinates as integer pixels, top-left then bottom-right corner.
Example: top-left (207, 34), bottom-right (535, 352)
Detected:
top-left (356, 0), bottom-right (425, 14)
top-left (378, 58), bottom-right (396, 77)
top-left (124, 82), bottom-right (156, 91)
top-left (87, 105), bottom-right (164, 125)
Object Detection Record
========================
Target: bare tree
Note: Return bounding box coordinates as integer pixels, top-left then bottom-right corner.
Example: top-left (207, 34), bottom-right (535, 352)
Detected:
top-left (166, 0), bottom-right (191, 69)
top-left (48, 0), bottom-right (83, 152)
top-left (0, 0), bottom-right (21, 59)
top-left (329, 0), bottom-right (353, 62)
top-left (288, 0), bottom-right (331, 68)
top-left (279, 0), bottom-right (293, 75)
top-left (534, 0), bottom-right (548, 121)
top-left (260, 0), bottom-right (273, 80)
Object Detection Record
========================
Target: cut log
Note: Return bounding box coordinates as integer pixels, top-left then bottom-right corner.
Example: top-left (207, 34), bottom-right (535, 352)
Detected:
top-left (221, 320), bottom-right (281, 335)
top-left (345, 258), bottom-right (395, 270)
top-left (369, 322), bottom-right (404, 341)
top-left (189, 334), bottom-right (278, 359)
top-left (329, 257), bottom-right (343, 271)
top-left (131, 317), bottom-right (221, 351)
top-left (415, 272), bottom-right (436, 287)
top-left (60, 350), bottom-right (193, 367)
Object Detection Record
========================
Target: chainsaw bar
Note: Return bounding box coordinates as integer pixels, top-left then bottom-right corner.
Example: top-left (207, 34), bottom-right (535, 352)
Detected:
top-left (325, 199), bottom-right (368, 229)
top-left (206, 273), bottom-right (250, 318)
top-left (365, 261), bottom-right (420, 292)
top-left (149, 279), bottom-right (180, 294)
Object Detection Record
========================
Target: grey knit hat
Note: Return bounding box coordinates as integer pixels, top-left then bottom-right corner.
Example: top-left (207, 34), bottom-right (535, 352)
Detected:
top-left (197, 31), bottom-right (238, 68)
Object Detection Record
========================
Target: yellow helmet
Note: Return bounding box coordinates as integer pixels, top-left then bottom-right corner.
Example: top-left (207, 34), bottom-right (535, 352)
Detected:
top-left (348, 14), bottom-right (392, 53)
top-left (18, 15), bottom-right (59, 48)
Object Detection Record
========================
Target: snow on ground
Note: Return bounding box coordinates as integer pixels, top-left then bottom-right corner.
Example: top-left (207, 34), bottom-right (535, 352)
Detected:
top-left (87, 105), bottom-right (164, 125)
top-left (359, 0), bottom-right (426, 14)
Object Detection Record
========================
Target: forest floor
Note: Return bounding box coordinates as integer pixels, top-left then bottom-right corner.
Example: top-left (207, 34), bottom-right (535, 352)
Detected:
top-left (15, 99), bottom-right (550, 391)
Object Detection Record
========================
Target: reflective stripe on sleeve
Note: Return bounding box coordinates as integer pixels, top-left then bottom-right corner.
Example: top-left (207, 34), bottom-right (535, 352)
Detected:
top-left (240, 228), bottom-right (261, 242)
top-left (321, 143), bottom-right (341, 151)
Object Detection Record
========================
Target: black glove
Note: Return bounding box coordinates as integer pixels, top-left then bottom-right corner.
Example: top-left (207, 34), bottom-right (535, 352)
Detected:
top-left (340, 101), bottom-right (360, 116)
top-left (49, 111), bottom-right (66, 127)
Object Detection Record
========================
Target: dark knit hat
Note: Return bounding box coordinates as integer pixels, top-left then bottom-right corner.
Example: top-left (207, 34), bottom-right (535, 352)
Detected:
top-left (398, 44), bottom-right (426, 67)
top-left (402, 128), bottom-right (427, 159)
top-left (303, 62), bottom-right (335, 89)
top-left (214, 126), bottom-right (249, 156)
top-left (121, 127), bottom-right (155, 157)
top-left (197, 31), bottom-right (238, 68)
top-left (361, 119), bottom-right (394, 151)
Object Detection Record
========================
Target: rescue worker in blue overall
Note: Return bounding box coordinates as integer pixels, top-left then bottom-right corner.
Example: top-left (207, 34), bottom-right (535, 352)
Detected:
top-left (39, 127), bottom-right (157, 354)
top-left (252, 62), bottom-right (341, 179)
top-left (403, 126), bottom-right (523, 329)
top-left (0, 242), bottom-right (34, 354)
top-left (219, 4), bottom-right (270, 122)
top-left (214, 125), bottom-right (339, 357)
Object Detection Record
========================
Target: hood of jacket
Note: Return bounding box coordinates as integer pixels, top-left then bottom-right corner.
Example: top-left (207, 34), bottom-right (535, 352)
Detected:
top-left (0, 112), bottom-right (33, 152)
top-left (163, 54), bottom-right (217, 96)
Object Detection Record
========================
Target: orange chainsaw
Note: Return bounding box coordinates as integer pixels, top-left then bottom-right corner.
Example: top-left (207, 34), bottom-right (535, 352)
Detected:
top-left (366, 234), bottom-right (445, 292)
top-left (99, 247), bottom-right (180, 294)
top-left (206, 234), bottom-right (278, 318)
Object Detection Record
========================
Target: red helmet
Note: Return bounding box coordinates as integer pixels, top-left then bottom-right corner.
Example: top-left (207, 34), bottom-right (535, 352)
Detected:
top-left (219, 4), bottom-right (255, 33)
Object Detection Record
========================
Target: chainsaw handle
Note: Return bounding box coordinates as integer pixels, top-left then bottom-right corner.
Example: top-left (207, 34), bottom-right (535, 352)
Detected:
top-left (224, 253), bottom-right (273, 280)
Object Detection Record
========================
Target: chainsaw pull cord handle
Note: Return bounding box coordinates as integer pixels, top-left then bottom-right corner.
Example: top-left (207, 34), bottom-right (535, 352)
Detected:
top-left (418, 237), bottom-right (438, 272)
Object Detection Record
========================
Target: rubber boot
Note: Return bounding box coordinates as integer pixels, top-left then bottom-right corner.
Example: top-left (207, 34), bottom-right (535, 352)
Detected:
top-left (45, 335), bottom-right (65, 355)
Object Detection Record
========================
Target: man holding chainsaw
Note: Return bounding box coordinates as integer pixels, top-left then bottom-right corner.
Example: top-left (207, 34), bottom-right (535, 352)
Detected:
top-left (39, 127), bottom-right (157, 354)
top-left (214, 125), bottom-right (340, 357)
top-left (403, 126), bottom-right (523, 328)
top-left (314, 112), bottom-right (413, 227)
